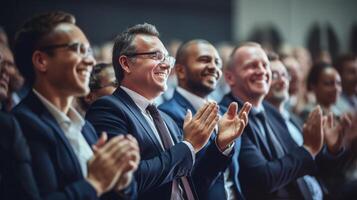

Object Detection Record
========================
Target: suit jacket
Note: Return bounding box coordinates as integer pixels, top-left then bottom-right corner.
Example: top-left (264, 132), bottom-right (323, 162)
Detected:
top-left (12, 91), bottom-right (134, 200)
top-left (86, 87), bottom-right (229, 200)
top-left (220, 93), bottom-right (317, 200)
top-left (0, 112), bottom-right (40, 200)
top-left (159, 90), bottom-right (244, 200)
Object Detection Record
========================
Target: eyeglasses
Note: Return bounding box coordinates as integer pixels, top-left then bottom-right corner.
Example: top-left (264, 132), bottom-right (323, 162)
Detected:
top-left (271, 71), bottom-right (291, 81)
top-left (125, 51), bottom-right (175, 68)
top-left (40, 42), bottom-right (93, 58)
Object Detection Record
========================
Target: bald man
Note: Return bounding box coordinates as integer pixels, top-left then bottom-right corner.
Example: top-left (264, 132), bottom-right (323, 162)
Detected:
top-left (160, 39), bottom-right (251, 200)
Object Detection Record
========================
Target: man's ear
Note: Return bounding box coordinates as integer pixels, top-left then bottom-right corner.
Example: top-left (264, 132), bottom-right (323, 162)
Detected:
top-left (224, 69), bottom-right (235, 86)
top-left (32, 50), bottom-right (48, 72)
top-left (175, 63), bottom-right (186, 81)
top-left (118, 55), bottom-right (131, 74)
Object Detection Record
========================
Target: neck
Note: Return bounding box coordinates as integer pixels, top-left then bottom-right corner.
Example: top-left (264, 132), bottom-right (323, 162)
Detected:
top-left (33, 79), bottom-right (73, 114)
top-left (121, 80), bottom-right (159, 101)
top-left (179, 83), bottom-right (208, 99)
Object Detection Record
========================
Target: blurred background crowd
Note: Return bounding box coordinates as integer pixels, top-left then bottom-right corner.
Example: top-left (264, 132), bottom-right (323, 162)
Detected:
top-left (1, 0), bottom-right (357, 199)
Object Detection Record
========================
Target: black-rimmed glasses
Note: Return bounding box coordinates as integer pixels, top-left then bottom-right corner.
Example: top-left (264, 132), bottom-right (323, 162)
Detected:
top-left (40, 42), bottom-right (93, 58)
top-left (125, 51), bottom-right (175, 67)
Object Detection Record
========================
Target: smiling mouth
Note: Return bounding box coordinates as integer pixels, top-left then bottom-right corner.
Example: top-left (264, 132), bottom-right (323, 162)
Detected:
top-left (155, 71), bottom-right (167, 79)
top-left (202, 73), bottom-right (218, 79)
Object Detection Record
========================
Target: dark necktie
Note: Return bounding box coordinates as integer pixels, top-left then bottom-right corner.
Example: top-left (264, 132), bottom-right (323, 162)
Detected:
top-left (146, 104), bottom-right (195, 200)
top-left (255, 112), bottom-right (285, 157)
top-left (256, 112), bottom-right (314, 200)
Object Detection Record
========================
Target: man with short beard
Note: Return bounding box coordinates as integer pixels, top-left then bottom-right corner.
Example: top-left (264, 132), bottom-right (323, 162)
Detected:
top-left (159, 39), bottom-right (251, 200)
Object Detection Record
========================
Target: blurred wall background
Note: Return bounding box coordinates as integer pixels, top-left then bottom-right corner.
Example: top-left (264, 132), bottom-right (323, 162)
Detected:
top-left (0, 0), bottom-right (356, 54)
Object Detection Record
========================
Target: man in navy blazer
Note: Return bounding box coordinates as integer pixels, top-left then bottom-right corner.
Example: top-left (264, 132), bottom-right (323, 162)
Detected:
top-left (219, 42), bottom-right (348, 199)
top-left (0, 53), bottom-right (39, 200)
top-left (159, 39), bottom-right (251, 200)
top-left (264, 53), bottom-right (351, 199)
top-left (86, 24), bottom-right (249, 200)
top-left (12, 11), bottom-right (140, 200)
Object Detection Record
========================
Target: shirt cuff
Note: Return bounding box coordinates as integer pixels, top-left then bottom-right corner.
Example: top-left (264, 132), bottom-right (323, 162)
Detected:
top-left (215, 139), bottom-right (234, 156)
top-left (182, 141), bottom-right (196, 165)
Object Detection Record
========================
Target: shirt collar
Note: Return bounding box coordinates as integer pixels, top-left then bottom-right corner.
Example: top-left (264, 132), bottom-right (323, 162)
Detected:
top-left (176, 86), bottom-right (208, 111)
top-left (251, 104), bottom-right (264, 116)
top-left (121, 86), bottom-right (154, 112)
top-left (33, 89), bottom-right (85, 128)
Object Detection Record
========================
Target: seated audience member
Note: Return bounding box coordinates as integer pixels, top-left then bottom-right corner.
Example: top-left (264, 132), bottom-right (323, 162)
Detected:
top-left (301, 62), bottom-right (343, 120)
top-left (220, 42), bottom-right (348, 199)
top-left (86, 23), bottom-right (249, 200)
top-left (0, 49), bottom-right (39, 200)
top-left (0, 44), bottom-right (25, 112)
top-left (12, 11), bottom-right (140, 200)
top-left (159, 39), bottom-right (251, 200)
top-left (333, 54), bottom-right (357, 114)
top-left (75, 62), bottom-right (117, 116)
top-left (265, 53), bottom-right (352, 199)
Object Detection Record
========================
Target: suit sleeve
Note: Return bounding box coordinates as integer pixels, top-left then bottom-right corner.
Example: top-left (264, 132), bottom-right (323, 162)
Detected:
top-left (238, 127), bottom-right (316, 195)
top-left (86, 98), bottom-right (194, 194)
top-left (160, 104), bottom-right (233, 199)
top-left (14, 113), bottom-right (98, 200)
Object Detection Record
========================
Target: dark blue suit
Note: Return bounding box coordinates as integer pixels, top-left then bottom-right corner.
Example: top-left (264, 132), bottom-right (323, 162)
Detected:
top-left (0, 112), bottom-right (40, 200)
top-left (220, 93), bottom-right (317, 200)
top-left (159, 90), bottom-right (244, 200)
top-left (12, 91), bottom-right (133, 200)
top-left (86, 87), bottom-right (229, 200)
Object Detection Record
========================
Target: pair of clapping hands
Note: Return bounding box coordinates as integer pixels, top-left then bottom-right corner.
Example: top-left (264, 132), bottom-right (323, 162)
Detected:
top-left (182, 101), bottom-right (252, 153)
top-left (86, 133), bottom-right (140, 197)
top-left (303, 106), bottom-right (353, 157)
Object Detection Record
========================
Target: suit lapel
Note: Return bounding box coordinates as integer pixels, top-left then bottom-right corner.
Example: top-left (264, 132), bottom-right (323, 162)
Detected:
top-left (222, 93), bottom-right (274, 157)
top-left (26, 91), bottom-right (83, 178)
top-left (173, 90), bottom-right (196, 115)
top-left (114, 88), bottom-right (163, 151)
top-left (172, 90), bottom-right (218, 141)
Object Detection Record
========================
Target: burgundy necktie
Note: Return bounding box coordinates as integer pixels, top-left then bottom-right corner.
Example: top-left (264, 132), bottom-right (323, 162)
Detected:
top-left (146, 104), bottom-right (195, 200)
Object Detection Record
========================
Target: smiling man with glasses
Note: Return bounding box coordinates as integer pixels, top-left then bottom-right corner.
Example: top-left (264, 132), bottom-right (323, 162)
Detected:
top-left (86, 23), bottom-right (251, 200)
top-left (12, 11), bottom-right (140, 200)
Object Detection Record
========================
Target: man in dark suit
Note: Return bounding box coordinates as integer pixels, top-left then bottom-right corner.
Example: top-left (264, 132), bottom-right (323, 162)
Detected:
top-left (219, 42), bottom-right (347, 199)
top-left (86, 24), bottom-right (249, 200)
top-left (159, 39), bottom-right (251, 200)
top-left (0, 50), bottom-right (39, 200)
top-left (12, 11), bottom-right (140, 200)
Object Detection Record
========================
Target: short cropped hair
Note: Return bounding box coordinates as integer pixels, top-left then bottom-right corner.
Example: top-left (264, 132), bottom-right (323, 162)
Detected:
top-left (307, 62), bottom-right (334, 90)
top-left (112, 23), bottom-right (159, 84)
top-left (14, 11), bottom-right (75, 85)
top-left (175, 39), bottom-right (211, 66)
top-left (334, 53), bottom-right (357, 74)
top-left (225, 42), bottom-right (261, 71)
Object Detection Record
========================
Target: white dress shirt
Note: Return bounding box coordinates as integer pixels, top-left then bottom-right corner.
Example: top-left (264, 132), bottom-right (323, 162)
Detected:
top-left (33, 89), bottom-right (93, 177)
top-left (281, 109), bottom-right (323, 200)
top-left (176, 87), bottom-right (236, 200)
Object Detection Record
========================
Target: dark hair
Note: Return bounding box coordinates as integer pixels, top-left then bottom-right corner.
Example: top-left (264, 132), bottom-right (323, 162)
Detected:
top-left (334, 53), bottom-right (357, 74)
top-left (89, 62), bottom-right (115, 90)
top-left (14, 11), bottom-right (75, 85)
top-left (266, 51), bottom-right (279, 61)
top-left (112, 23), bottom-right (159, 84)
top-left (307, 62), bottom-right (334, 90)
top-left (175, 39), bottom-right (211, 66)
